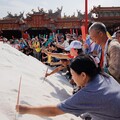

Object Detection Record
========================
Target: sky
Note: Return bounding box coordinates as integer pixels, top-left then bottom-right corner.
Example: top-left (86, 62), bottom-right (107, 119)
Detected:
top-left (0, 0), bottom-right (120, 18)
top-left (0, 42), bottom-right (81, 120)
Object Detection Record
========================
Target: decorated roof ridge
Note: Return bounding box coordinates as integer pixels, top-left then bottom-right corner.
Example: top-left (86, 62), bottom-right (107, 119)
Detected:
top-left (25, 6), bottom-right (63, 19)
top-left (3, 12), bottom-right (24, 20)
top-left (91, 5), bottom-right (120, 12)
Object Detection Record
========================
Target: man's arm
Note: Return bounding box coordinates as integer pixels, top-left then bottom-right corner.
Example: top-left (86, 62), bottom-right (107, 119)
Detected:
top-left (45, 66), bottom-right (65, 77)
top-left (55, 43), bottom-right (65, 49)
top-left (42, 49), bottom-right (70, 59)
top-left (16, 105), bottom-right (65, 117)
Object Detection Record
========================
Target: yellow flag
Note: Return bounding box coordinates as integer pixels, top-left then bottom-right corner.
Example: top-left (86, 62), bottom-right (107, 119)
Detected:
top-left (48, 55), bottom-right (51, 64)
top-left (106, 31), bottom-right (112, 39)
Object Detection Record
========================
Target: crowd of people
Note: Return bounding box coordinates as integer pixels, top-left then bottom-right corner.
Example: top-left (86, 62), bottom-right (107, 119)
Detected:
top-left (1, 22), bottom-right (120, 120)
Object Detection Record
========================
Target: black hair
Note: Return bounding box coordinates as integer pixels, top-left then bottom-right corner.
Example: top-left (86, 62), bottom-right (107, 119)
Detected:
top-left (89, 22), bottom-right (107, 34)
top-left (76, 48), bottom-right (83, 55)
top-left (50, 43), bottom-right (56, 47)
top-left (69, 40), bottom-right (73, 44)
top-left (73, 48), bottom-right (83, 55)
top-left (70, 54), bottom-right (101, 78)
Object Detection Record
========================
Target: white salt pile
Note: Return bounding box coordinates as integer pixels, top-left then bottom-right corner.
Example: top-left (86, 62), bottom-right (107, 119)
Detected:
top-left (0, 43), bottom-right (81, 120)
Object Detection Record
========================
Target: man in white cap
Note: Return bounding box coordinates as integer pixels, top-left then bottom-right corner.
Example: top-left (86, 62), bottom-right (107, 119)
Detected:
top-left (42, 40), bottom-right (84, 94)
top-left (43, 40), bottom-right (83, 59)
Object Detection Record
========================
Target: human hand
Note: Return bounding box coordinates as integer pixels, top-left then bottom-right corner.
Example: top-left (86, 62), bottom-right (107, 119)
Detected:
top-left (83, 43), bottom-right (89, 49)
top-left (42, 49), bottom-right (51, 56)
top-left (45, 73), bottom-right (50, 77)
top-left (16, 104), bottom-right (29, 114)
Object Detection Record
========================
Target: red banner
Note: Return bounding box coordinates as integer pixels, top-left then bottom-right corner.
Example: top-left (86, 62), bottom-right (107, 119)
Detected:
top-left (81, 25), bottom-right (86, 41)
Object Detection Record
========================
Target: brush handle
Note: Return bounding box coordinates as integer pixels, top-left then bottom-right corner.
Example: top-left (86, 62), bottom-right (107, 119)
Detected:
top-left (17, 76), bottom-right (22, 105)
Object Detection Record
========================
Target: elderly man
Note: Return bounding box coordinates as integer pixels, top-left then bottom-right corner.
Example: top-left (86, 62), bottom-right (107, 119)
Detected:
top-left (89, 22), bottom-right (120, 83)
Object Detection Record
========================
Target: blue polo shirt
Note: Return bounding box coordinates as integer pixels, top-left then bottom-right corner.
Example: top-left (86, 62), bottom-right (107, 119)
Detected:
top-left (57, 74), bottom-right (120, 120)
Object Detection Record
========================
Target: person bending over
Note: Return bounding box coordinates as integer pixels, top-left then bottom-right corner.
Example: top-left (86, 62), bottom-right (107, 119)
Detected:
top-left (16, 54), bottom-right (120, 120)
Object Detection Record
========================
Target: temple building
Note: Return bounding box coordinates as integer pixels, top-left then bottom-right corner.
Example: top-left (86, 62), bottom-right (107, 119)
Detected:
top-left (90, 5), bottom-right (120, 33)
top-left (0, 5), bottom-right (120, 39)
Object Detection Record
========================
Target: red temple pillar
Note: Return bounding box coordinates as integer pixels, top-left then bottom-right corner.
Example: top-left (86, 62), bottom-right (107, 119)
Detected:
top-left (85, 0), bottom-right (88, 36)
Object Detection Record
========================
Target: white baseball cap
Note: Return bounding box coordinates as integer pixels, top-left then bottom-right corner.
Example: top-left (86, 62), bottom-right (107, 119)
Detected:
top-left (65, 40), bottom-right (82, 51)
